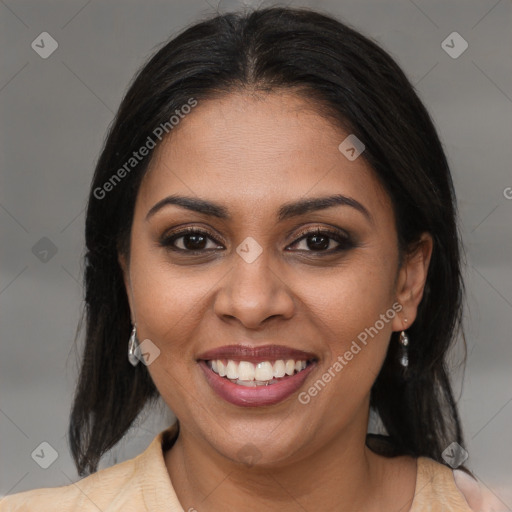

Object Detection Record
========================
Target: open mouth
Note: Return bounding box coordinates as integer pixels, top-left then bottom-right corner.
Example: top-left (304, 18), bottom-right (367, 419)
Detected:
top-left (196, 344), bottom-right (318, 407)
top-left (205, 358), bottom-right (314, 387)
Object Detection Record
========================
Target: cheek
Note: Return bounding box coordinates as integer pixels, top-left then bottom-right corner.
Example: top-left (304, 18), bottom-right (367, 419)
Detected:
top-left (127, 244), bottom-right (209, 356)
top-left (305, 252), bottom-right (398, 395)
top-left (306, 251), bottom-right (397, 343)
top-left (128, 253), bottom-right (207, 414)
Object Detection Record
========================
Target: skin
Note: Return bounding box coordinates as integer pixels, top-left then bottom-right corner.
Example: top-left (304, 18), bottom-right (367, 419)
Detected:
top-left (119, 91), bottom-right (433, 512)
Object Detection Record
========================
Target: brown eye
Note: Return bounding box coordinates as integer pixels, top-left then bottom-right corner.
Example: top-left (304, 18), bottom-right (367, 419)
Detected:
top-left (159, 226), bottom-right (355, 255)
top-left (159, 228), bottom-right (223, 252)
top-left (288, 228), bottom-right (354, 253)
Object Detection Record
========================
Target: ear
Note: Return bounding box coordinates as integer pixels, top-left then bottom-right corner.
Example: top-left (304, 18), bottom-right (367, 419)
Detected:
top-left (118, 252), bottom-right (135, 325)
top-left (391, 233), bottom-right (433, 332)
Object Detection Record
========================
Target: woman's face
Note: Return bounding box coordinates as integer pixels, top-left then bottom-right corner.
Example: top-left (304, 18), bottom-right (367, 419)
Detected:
top-left (121, 91), bottom-right (428, 467)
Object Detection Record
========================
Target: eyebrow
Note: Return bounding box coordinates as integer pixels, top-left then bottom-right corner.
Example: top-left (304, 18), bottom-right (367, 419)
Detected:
top-left (145, 194), bottom-right (372, 223)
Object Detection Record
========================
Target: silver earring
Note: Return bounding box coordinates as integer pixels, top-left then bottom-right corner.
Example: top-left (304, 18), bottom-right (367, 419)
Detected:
top-left (128, 324), bottom-right (140, 366)
top-left (399, 330), bottom-right (409, 368)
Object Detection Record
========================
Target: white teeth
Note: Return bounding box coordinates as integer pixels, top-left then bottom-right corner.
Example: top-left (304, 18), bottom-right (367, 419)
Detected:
top-left (273, 360), bottom-right (286, 378)
top-left (226, 360), bottom-right (238, 379)
top-left (255, 362), bottom-right (273, 381)
top-left (238, 361), bottom-right (255, 381)
top-left (208, 358), bottom-right (309, 382)
top-left (217, 360), bottom-right (226, 377)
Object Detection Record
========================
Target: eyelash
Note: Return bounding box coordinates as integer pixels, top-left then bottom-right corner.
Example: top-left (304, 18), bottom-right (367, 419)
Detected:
top-left (158, 226), bottom-right (354, 254)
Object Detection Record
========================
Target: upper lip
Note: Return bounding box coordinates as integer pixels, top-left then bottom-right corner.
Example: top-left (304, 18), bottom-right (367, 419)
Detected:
top-left (197, 344), bottom-right (317, 363)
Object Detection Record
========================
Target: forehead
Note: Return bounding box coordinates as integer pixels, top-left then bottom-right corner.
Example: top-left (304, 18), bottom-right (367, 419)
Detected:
top-left (137, 91), bottom-right (392, 223)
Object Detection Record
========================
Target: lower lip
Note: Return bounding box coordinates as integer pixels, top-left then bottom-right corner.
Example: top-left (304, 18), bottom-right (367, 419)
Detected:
top-left (198, 360), bottom-right (316, 407)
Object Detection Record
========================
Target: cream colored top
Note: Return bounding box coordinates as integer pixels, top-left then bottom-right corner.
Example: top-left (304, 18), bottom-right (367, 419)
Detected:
top-left (0, 426), bottom-right (502, 511)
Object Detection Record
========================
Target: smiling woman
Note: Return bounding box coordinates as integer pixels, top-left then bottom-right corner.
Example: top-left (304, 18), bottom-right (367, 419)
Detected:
top-left (0, 5), bottom-right (501, 512)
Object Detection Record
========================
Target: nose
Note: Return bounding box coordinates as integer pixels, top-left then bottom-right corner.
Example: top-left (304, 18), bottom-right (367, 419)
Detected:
top-left (213, 250), bottom-right (295, 330)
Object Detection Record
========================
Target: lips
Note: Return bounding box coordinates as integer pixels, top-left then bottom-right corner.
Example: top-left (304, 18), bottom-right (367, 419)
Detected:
top-left (197, 344), bottom-right (317, 363)
top-left (197, 344), bottom-right (318, 407)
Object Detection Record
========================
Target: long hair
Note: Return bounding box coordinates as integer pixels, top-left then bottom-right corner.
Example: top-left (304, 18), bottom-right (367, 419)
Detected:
top-left (69, 6), bottom-right (465, 476)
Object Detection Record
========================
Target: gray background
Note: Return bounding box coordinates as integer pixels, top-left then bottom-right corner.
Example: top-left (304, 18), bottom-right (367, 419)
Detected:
top-left (1, 0), bottom-right (511, 506)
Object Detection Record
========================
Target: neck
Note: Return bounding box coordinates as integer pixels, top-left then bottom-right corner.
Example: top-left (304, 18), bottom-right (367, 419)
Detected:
top-left (164, 412), bottom-right (399, 512)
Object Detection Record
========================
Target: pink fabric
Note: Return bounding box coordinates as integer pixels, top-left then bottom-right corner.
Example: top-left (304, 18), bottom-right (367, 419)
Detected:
top-left (453, 469), bottom-right (510, 512)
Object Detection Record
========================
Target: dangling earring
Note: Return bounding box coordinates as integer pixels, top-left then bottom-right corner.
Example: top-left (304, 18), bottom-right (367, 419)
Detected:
top-left (399, 323), bottom-right (409, 368)
top-left (128, 324), bottom-right (140, 366)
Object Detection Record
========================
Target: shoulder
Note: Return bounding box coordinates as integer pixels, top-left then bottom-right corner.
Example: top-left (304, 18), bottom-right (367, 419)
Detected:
top-left (0, 455), bottom-right (139, 512)
top-left (0, 425), bottom-right (181, 512)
